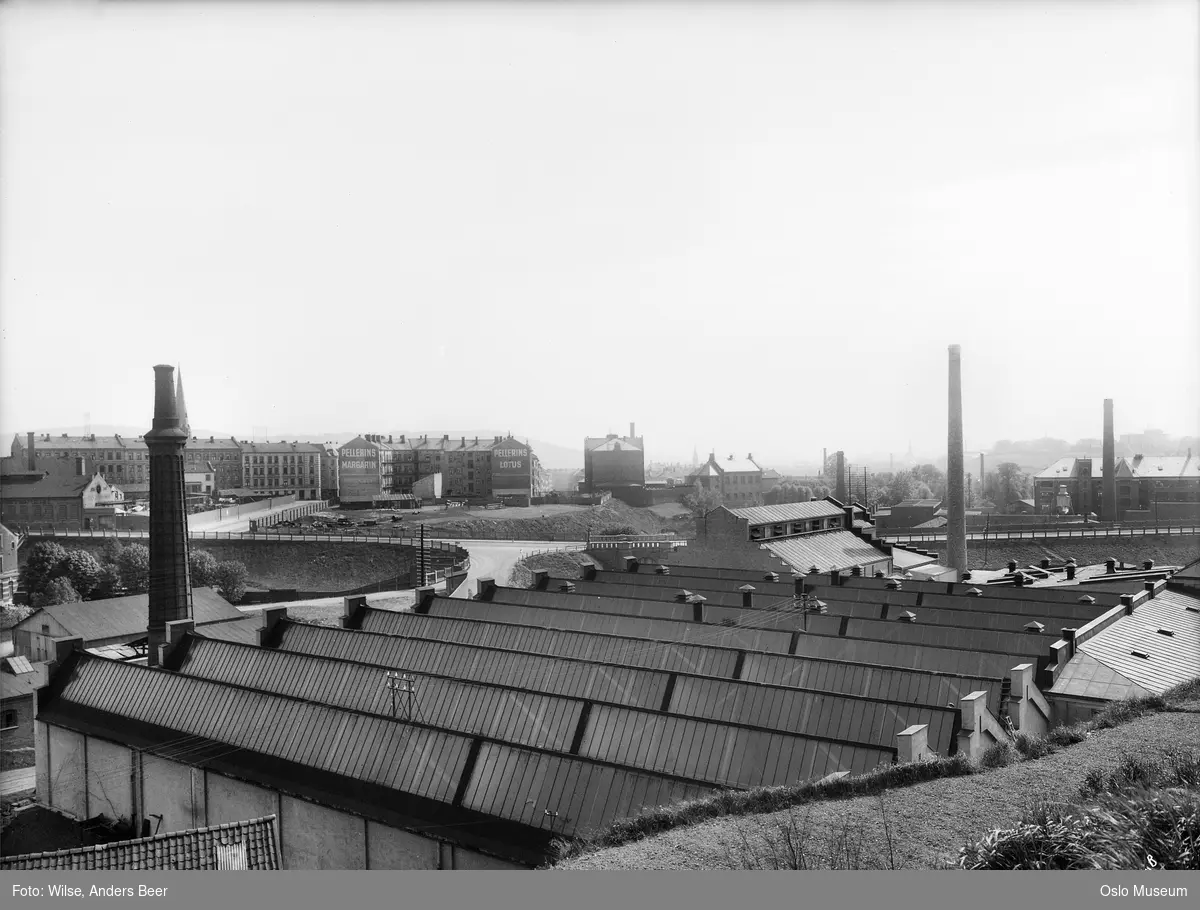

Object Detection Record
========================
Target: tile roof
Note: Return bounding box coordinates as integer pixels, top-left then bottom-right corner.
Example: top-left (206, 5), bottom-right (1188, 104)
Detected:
top-left (726, 501), bottom-right (845, 525)
top-left (0, 816), bottom-right (280, 870)
top-left (239, 442), bottom-right (324, 455)
top-left (763, 531), bottom-right (890, 574)
top-left (1071, 590), bottom-right (1200, 694)
top-left (15, 587), bottom-right (242, 644)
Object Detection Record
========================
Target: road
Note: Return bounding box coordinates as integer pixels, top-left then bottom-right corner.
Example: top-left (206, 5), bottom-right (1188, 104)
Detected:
top-left (0, 768), bottom-right (35, 797)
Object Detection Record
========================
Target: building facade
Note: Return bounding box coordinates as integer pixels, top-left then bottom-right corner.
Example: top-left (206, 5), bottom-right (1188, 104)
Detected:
top-left (686, 453), bottom-right (765, 506)
top-left (10, 433), bottom-right (243, 497)
top-left (0, 523), bottom-right (17, 604)
top-left (240, 442), bottom-right (323, 500)
top-left (584, 424), bottom-right (645, 493)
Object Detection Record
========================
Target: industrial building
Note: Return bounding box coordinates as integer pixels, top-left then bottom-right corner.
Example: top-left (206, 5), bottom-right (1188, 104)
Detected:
top-left (0, 457), bottom-right (126, 530)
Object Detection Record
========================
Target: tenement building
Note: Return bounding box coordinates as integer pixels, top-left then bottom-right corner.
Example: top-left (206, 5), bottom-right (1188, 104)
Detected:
top-left (240, 442), bottom-right (323, 500)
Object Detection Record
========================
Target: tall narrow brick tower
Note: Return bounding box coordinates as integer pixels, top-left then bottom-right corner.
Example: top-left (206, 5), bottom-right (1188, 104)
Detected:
top-left (145, 364), bottom-right (192, 666)
top-left (946, 345), bottom-right (968, 579)
top-left (1102, 398), bottom-right (1116, 522)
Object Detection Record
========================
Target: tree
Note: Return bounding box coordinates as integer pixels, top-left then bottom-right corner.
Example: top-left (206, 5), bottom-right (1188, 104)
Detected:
top-left (61, 550), bottom-right (103, 600)
top-left (19, 542), bottom-right (70, 598)
top-left (682, 483), bottom-right (723, 517)
top-left (99, 538), bottom-right (124, 567)
top-left (189, 549), bottom-right (221, 588)
top-left (33, 577), bottom-right (82, 607)
top-left (214, 561), bottom-right (249, 604)
top-left (881, 471), bottom-right (915, 507)
top-left (991, 463), bottom-right (1032, 513)
top-left (92, 564), bottom-right (124, 600)
top-left (116, 544), bottom-right (151, 593)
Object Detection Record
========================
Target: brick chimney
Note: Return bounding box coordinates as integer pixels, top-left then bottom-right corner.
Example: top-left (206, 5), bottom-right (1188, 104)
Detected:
top-left (946, 344), bottom-right (967, 578)
top-left (835, 451), bottom-right (846, 503)
top-left (1102, 399), bottom-right (1116, 521)
top-left (630, 422), bottom-right (635, 439)
top-left (144, 365), bottom-right (193, 667)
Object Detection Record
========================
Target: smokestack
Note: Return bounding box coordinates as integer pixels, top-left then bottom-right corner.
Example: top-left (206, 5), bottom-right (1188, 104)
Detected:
top-left (630, 422), bottom-right (635, 439)
top-left (823, 448), bottom-right (827, 477)
top-left (835, 451), bottom-right (846, 502)
top-left (144, 365), bottom-right (193, 668)
top-left (946, 345), bottom-right (968, 578)
top-left (1102, 399), bottom-right (1116, 521)
top-left (26, 431), bottom-right (35, 471)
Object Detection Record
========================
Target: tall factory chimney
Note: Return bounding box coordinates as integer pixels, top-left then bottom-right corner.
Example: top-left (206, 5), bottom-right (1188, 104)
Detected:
top-left (144, 365), bottom-right (193, 667)
top-left (26, 431), bottom-right (35, 471)
top-left (1102, 398), bottom-right (1116, 521)
top-left (946, 345), bottom-right (968, 579)
top-left (629, 422), bottom-right (635, 439)
top-left (822, 448), bottom-right (827, 477)
top-left (835, 451), bottom-right (846, 502)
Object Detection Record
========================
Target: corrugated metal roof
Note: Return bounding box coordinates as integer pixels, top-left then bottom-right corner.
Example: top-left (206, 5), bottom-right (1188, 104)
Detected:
top-left (763, 532), bottom-right (890, 573)
top-left (726, 502), bottom-right (845, 525)
top-left (429, 597), bottom-right (794, 655)
top-left (1075, 590), bottom-right (1200, 694)
top-left (788, 633), bottom-right (1021, 680)
top-left (277, 621), bottom-right (672, 710)
top-left (15, 587), bottom-right (241, 644)
top-left (194, 616), bottom-right (263, 645)
top-left (739, 652), bottom-right (1002, 714)
top-left (47, 654), bottom-right (472, 805)
top-left (0, 816), bottom-right (280, 871)
top-left (178, 635), bottom-right (584, 754)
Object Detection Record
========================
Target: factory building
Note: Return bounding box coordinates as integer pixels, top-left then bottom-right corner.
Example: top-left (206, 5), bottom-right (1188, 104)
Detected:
top-left (584, 423), bottom-right (645, 500)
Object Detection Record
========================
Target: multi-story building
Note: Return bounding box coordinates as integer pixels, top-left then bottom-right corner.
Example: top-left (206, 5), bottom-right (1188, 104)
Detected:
top-left (686, 452), bottom-right (765, 507)
top-left (9, 432), bottom-right (243, 497)
top-left (320, 443), bottom-right (340, 501)
top-left (240, 442), bottom-right (323, 500)
top-left (0, 458), bottom-right (126, 529)
top-left (584, 423), bottom-right (645, 494)
top-left (184, 462), bottom-right (217, 500)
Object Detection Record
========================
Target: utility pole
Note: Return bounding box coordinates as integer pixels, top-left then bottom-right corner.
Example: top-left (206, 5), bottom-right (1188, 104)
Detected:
top-left (385, 671), bottom-right (416, 721)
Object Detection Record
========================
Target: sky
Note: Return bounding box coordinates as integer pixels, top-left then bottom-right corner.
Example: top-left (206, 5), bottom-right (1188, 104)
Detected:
top-left (2, 0), bottom-right (1197, 469)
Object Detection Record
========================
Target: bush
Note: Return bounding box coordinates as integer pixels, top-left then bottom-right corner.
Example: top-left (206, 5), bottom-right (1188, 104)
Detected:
top-left (1092, 694), bottom-right (1168, 730)
top-left (32, 577), bottom-right (81, 607)
top-left (61, 550), bottom-right (103, 600)
top-left (214, 560), bottom-right (249, 604)
top-left (978, 742), bottom-right (1016, 769)
top-left (99, 538), bottom-right (124, 566)
top-left (961, 789), bottom-right (1200, 870)
top-left (598, 524), bottom-right (636, 536)
top-left (1014, 733), bottom-right (1055, 761)
top-left (1045, 726), bottom-right (1088, 748)
top-left (189, 549), bottom-right (221, 588)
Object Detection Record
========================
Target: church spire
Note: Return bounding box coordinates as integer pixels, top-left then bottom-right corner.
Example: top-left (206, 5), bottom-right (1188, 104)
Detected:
top-left (176, 366), bottom-right (190, 436)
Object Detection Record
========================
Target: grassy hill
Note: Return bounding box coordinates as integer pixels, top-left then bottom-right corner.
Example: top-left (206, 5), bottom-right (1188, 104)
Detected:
top-left (555, 686), bottom-right (1200, 870)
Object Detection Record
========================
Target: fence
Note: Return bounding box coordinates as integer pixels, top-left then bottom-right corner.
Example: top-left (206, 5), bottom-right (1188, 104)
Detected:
top-left (880, 520), bottom-right (1200, 544)
top-left (190, 495), bottom-right (297, 528)
top-left (18, 526), bottom-right (472, 552)
top-left (248, 499), bottom-right (331, 532)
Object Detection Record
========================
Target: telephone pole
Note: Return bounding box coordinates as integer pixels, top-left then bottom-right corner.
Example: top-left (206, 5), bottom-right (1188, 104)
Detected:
top-left (385, 671), bottom-right (417, 721)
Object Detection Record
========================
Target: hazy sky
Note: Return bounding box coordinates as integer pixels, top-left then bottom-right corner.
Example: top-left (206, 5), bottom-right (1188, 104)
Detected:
top-left (2, 0), bottom-right (1197, 466)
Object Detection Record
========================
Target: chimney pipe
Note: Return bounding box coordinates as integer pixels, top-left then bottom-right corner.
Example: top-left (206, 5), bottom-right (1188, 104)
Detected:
top-left (1102, 399), bottom-right (1117, 521)
top-left (946, 344), bottom-right (968, 578)
top-left (630, 422), bottom-right (635, 439)
top-left (835, 451), bottom-right (846, 503)
top-left (1065, 563), bottom-right (1076, 580)
top-left (1105, 558), bottom-right (1116, 575)
top-left (26, 431), bottom-right (35, 471)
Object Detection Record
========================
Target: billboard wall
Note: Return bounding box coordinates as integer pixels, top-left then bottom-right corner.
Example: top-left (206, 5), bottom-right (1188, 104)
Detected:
top-left (338, 439), bottom-right (382, 502)
top-left (491, 438), bottom-right (531, 495)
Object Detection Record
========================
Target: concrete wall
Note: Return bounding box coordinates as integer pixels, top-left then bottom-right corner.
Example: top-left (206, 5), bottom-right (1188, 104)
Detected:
top-left (34, 723), bottom-right (533, 869)
top-left (86, 736), bottom-right (132, 822)
top-left (367, 820), bottom-right (440, 869)
top-left (46, 725), bottom-right (86, 818)
top-left (142, 753), bottom-right (206, 833)
top-left (280, 794), bottom-right (367, 870)
top-left (205, 771), bottom-right (280, 827)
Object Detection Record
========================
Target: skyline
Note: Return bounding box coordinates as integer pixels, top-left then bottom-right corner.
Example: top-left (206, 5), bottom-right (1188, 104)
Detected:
top-left (2, 1), bottom-right (1198, 466)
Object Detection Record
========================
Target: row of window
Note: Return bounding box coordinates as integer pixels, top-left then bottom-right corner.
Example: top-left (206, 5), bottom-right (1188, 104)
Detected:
top-left (3, 501), bottom-right (81, 519)
top-left (247, 455), bottom-right (318, 465)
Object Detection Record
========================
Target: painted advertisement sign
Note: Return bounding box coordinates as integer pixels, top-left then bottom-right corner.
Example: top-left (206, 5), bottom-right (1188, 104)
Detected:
top-left (338, 438), bottom-right (382, 502)
top-left (491, 438), bottom-right (531, 494)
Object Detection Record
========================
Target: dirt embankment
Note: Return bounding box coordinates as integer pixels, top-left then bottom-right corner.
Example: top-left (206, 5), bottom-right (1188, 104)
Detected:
top-left (966, 537), bottom-right (1200, 570)
top-left (508, 552), bottom-right (592, 587)
top-left (417, 500), bottom-right (684, 540)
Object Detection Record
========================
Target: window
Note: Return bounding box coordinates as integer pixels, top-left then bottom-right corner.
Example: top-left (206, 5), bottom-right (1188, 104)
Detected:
top-left (1, 710), bottom-right (17, 731)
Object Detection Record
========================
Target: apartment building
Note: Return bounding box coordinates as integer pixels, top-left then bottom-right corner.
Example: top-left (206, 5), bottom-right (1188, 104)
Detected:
top-left (240, 442), bottom-right (323, 500)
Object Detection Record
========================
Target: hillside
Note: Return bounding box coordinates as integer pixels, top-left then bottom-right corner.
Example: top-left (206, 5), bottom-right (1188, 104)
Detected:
top-left (398, 499), bottom-right (682, 540)
top-left (557, 700), bottom-right (1200, 870)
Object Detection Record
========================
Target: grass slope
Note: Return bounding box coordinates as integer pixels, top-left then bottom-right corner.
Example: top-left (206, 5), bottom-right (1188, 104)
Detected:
top-left (557, 693), bottom-right (1200, 870)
